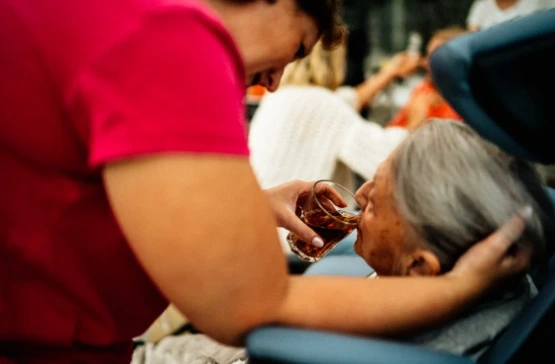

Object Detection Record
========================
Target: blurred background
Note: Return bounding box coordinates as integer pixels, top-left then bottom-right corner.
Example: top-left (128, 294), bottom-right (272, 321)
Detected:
top-left (343, 0), bottom-right (472, 82)
top-left (247, 0), bottom-right (475, 124)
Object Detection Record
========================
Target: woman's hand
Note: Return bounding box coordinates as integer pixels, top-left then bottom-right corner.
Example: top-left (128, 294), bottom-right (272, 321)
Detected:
top-left (448, 207), bottom-right (533, 295)
top-left (381, 52), bottom-right (422, 79)
top-left (264, 180), bottom-right (345, 248)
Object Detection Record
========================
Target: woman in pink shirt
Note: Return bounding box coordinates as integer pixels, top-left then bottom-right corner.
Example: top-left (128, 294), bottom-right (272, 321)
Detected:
top-left (0, 0), bottom-right (530, 362)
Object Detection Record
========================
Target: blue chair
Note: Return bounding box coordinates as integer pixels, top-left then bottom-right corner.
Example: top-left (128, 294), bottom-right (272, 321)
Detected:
top-left (246, 9), bottom-right (555, 364)
top-left (430, 8), bottom-right (555, 164)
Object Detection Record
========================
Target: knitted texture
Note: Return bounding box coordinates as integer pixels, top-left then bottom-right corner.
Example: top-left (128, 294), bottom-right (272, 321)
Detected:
top-left (248, 86), bottom-right (407, 191)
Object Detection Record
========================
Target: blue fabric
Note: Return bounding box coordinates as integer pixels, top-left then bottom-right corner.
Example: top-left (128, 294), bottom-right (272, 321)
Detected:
top-left (547, 187), bottom-right (555, 206)
top-left (247, 327), bottom-right (473, 364)
top-left (304, 231), bottom-right (373, 277)
top-left (304, 255), bottom-right (372, 277)
top-left (430, 8), bottom-right (555, 164)
top-left (479, 253), bottom-right (555, 363)
top-left (326, 231), bottom-right (358, 256)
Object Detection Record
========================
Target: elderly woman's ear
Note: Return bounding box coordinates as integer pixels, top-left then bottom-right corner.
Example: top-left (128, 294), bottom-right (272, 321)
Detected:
top-left (406, 249), bottom-right (442, 276)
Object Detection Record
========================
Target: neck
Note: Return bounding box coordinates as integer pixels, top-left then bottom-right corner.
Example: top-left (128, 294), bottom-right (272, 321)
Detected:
top-left (202, 0), bottom-right (241, 38)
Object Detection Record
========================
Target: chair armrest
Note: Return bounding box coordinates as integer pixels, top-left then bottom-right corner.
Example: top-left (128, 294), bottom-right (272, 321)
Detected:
top-left (246, 327), bottom-right (474, 364)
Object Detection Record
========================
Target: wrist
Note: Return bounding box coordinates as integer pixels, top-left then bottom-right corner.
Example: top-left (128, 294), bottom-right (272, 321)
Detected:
top-left (376, 69), bottom-right (396, 84)
top-left (444, 271), bottom-right (485, 305)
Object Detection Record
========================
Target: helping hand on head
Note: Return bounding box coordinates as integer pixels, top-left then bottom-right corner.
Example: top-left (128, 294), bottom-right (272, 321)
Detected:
top-left (448, 207), bottom-right (533, 294)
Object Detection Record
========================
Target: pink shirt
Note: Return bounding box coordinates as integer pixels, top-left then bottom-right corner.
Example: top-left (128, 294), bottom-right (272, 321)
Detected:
top-left (0, 0), bottom-right (248, 361)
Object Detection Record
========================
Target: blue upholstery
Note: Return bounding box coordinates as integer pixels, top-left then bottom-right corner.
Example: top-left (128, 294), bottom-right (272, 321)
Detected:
top-left (430, 8), bottom-right (555, 164)
top-left (246, 10), bottom-right (555, 364)
top-left (304, 254), bottom-right (372, 277)
top-left (247, 328), bottom-right (473, 364)
top-left (480, 249), bottom-right (555, 363)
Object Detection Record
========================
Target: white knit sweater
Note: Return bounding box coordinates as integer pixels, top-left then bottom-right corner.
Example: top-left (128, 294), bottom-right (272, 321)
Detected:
top-left (248, 85), bottom-right (407, 191)
top-left (248, 86), bottom-right (407, 253)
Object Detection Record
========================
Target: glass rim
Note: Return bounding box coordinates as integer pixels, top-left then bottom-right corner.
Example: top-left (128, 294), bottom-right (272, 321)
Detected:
top-left (311, 179), bottom-right (359, 226)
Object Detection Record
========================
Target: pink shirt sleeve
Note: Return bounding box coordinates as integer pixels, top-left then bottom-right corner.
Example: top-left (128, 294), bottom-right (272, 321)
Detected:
top-left (75, 8), bottom-right (249, 167)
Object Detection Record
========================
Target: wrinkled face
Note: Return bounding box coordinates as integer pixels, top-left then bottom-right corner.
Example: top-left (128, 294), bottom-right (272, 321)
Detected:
top-left (242, 0), bottom-right (320, 91)
top-left (354, 158), bottom-right (415, 276)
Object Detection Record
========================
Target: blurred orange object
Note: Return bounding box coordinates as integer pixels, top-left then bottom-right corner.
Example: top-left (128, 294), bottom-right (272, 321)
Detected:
top-left (386, 80), bottom-right (462, 129)
top-left (247, 85), bottom-right (266, 97)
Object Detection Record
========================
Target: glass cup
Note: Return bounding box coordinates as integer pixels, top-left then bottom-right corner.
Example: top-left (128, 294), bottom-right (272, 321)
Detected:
top-left (287, 180), bottom-right (360, 262)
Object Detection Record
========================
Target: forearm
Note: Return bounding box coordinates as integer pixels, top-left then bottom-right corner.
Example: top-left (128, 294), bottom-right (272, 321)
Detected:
top-left (354, 71), bottom-right (396, 111)
top-left (103, 156), bottom-right (290, 345)
top-left (274, 275), bottom-right (478, 337)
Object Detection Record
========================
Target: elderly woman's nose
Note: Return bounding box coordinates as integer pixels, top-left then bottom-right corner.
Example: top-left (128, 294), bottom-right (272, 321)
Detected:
top-left (355, 181), bottom-right (373, 208)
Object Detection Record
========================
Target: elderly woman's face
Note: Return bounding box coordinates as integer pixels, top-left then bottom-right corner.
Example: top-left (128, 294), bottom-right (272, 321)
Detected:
top-left (354, 158), bottom-right (415, 276)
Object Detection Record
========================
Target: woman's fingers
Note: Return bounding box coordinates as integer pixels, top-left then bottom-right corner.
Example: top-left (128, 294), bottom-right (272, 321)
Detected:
top-left (314, 183), bottom-right (348, 207)
top-left (450, 206), bottom-right (532, 289)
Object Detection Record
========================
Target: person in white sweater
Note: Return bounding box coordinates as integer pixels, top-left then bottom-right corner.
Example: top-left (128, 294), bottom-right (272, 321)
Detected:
top-left (467, 0), bottom-right (555, 31)
top-left (248, 40), bottom-right (413, 253)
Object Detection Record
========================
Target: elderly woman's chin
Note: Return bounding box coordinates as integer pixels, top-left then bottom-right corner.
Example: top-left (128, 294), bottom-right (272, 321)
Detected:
top-left (353, 234), bottom-right (375, 269)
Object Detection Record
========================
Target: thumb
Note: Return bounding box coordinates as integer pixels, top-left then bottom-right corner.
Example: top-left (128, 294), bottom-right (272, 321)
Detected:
top-left (489, 206), bottom-right (530, 251)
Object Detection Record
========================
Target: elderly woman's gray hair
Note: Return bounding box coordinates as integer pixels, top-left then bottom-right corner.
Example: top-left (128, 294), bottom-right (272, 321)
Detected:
top-left (391, 119), bottom-right (554, 273)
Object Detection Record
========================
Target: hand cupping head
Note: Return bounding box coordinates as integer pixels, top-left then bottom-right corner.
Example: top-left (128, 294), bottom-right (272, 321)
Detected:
top-left (355, 119), bottom-right (554, 277)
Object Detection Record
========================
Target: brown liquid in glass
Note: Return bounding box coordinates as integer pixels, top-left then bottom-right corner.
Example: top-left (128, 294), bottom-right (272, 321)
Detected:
top-left (288, 209), bottom-right (357, 262)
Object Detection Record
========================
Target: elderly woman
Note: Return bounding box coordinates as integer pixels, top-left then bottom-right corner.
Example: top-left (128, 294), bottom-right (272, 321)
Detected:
top-left (355, 119), bottom-right (554, 360)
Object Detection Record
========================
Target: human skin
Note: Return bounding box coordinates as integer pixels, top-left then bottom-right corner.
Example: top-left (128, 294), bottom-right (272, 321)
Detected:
top-left (103, 0), bottom-right (531, 346)
top-left (354, 157), bottom-right (441, 277)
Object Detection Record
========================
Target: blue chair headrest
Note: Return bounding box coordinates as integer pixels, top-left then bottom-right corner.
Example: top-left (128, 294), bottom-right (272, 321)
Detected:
top-left (430, 9), bottom-right (555, 164)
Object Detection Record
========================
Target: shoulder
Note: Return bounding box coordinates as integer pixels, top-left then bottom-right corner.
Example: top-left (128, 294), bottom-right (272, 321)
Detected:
top-left (293, 86), bottom-right (359, 113)
top-left (81, 1), bottom-right (249, 166)
top-left (141, 1), bottom-right (244, 78)
top-left (16, 0), bottom-right (244, 89)
top-left (272, 86), bottom-right (341, 101)
top-left (469, 0), bottom-right (490, 10)
top-left (257, 86), bottom-right (352, 115)
top-left (75, 0), bottom-right (245, 89)
top-left (467, 0), bottom-right (490, 23)
top-left (77, 0), bottom-right (245, 99)
top-left (250, 86), bottom-right (360, 138)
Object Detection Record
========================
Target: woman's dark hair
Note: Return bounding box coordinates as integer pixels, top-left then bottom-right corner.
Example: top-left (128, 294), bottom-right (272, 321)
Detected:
top-left (232, 0), bottom-right (347, 50)
top-left (295, 0), bottom-right (347, 49)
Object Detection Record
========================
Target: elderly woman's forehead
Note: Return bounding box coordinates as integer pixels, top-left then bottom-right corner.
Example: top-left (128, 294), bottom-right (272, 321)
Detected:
top-left (377, 158), bottom-right (394, 178)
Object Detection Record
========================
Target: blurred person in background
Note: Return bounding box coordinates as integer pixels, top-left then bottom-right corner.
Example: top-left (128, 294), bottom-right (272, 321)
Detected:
top-left (386, 27), bottom-right (467, 130)
top-left (467, 0), bottom-right (555, 31)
